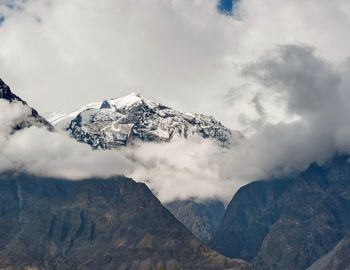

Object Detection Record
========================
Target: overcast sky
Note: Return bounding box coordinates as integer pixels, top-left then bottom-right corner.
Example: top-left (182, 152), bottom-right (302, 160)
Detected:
top-left (0, 0), bottom-right (349, 131)
top-left (1, 0), bottom-right (350, 202)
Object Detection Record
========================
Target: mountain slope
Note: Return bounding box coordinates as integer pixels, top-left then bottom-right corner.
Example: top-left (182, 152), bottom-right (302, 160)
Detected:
top-left (211, 156), bottom-right (350, 270)
top-left (0, 174), bottom-right (251, 270)
top-left (50, 92), bottom-right (239, 149)
top-left (0, 79), bottom-right (52, 130)
top-left (165, 199), bottom-right (226, 243)
top-left (211, 178), bottom-right (291, 261)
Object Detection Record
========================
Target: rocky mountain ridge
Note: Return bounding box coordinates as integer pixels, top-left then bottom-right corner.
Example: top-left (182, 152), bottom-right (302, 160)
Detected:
top-left (0, 79), bottom-right (52, 130)
top-left (211, 155), bottom-right (350, 270)
top-left (49, 92), bottom-right (239, 149)
top-left (0, 173), bottom-right (251, 270)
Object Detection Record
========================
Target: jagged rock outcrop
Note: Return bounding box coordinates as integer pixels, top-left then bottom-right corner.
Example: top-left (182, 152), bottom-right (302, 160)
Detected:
top-left (211, 155), bottom-right (350, 270)
top-left (49, 93), bottom-right (240, 149)
top-left (0, 79), bottom-right (52, 130)
top-left (0, 174), bottom-right (251, 270)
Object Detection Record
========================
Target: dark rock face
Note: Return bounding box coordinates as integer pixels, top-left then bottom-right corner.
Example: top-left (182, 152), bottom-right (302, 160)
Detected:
top-left (0, 79), bottom-right (52, 130)
top-left (211, 156), bottom-right (350, 270)
top-left (0, 174), bottom-right (251, 270)
top-left (165, 199), bottom-right (225, 243)
top-left (0, 79), bottom-right (20, 101)
top-left (211, 179), bottom-right (291, 261)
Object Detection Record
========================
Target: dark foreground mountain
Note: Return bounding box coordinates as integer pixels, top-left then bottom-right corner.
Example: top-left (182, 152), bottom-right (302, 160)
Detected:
top-left (165, 199), bottom-right (225, 243)
top-left (0, 174), bottom-right (250, 270)
top-left (211, 155), bottom-right (350, 270)
top-left (0, 79), bottom-right (52, 130)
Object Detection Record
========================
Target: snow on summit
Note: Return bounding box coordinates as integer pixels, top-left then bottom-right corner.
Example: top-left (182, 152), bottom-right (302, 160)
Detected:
top-left (50, 92), bottom-right (241, 149)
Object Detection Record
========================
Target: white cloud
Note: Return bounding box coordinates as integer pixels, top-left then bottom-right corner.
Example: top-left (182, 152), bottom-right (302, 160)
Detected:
top-left (3, 126), bottom-right (135, 179)
top-left (1, 1), bottom-right (350, 203)
top-left (0, 100), bottom-right (134, 179)
top-left (125, 138), bottom-right (235, 202)
top-left (0, 0), bottom-right (348, 129)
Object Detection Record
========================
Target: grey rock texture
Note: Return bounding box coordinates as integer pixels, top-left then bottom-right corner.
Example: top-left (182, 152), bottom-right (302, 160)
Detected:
top-left (165, 199), bottom-right (225, 243)
top-left (50, 93), bottom-right (239, 149)
top-left (211, 155), bottom-right (350, 270)
top-left (0, 174), bottom-right (251, 270)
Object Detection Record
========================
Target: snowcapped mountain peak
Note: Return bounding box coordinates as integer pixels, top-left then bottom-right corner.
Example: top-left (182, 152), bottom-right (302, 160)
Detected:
top-left (51, 92), bottom-right (240, 149)
top-left (103, 92), bottom-right (147, 110)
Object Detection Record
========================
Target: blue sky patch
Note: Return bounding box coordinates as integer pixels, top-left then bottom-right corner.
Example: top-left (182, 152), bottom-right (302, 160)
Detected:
top-left (217, 0), bottom-right (238, 15)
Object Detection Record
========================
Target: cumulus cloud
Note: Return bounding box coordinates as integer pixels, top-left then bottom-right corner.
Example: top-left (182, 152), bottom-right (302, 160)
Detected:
top-left (125, 138), bottom-right (234, 202)
top-left (2, 45), bottom-right (350, 205)
top-left (3, 127), bottom-right (135, 179)
top-left (0, 0), bottom-right (349, 130)
top-left (0, 99), bottom-right (31, 135)
top-left (1, 1), bottom-right (350, 203)
top-left (228, 45), bottom-right (350, 180)
top-left (127, 45), bottom-right (350, 202)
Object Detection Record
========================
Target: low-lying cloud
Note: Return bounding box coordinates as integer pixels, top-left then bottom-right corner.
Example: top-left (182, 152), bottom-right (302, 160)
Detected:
top-left (0, 100), bottom-right (134, 179)
top-left (0, 101), bottom-right (234, 202)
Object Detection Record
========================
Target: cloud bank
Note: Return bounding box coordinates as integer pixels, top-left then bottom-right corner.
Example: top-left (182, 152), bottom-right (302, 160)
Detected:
top-left (0, 99), bottom-right (232, 202)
